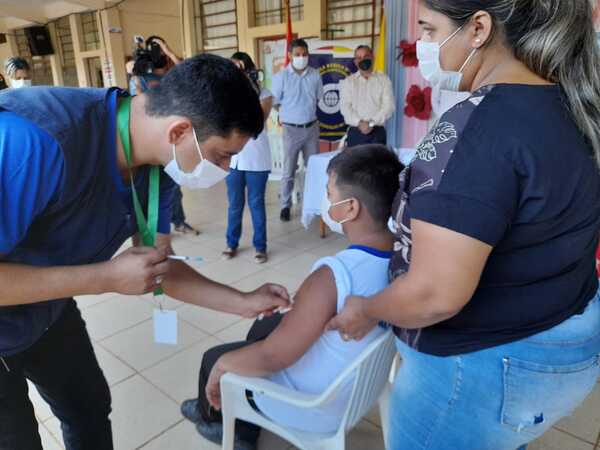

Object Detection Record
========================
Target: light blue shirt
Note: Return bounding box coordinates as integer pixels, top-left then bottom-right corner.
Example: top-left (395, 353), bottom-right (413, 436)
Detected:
top-left (271, 64), bottom-right (323, 125)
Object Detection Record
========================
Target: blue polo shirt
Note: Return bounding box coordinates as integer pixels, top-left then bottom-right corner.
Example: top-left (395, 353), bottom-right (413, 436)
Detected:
top-left (0, 87), bottom-right (175, 356)
top-left (0, 90), bottom-right (174, 254)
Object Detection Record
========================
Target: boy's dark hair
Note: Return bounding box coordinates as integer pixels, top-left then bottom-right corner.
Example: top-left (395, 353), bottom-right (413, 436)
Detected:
top-left (290, 38), bottom-right (309, 52)
top-left (327, 145), bottom-right (403, 228)
top-left (145, 54), bottom-right (263, 141)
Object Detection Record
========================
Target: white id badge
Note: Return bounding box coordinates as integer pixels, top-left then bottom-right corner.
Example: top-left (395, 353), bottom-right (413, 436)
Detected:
top-left (153, 309), bottom-right (178, 345)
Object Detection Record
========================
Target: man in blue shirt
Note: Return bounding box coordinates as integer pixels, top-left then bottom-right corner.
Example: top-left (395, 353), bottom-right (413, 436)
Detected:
top-left (271, 38), bottom-right (323, 222)
top-left (0, 54), bottom-right (289, 450)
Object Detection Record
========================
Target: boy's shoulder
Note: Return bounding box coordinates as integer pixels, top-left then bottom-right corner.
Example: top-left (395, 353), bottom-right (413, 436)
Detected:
top-left (327, 247), bottom-right (391, 273)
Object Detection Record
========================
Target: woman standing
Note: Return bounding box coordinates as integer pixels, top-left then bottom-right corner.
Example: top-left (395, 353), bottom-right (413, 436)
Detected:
top-left (3, 57), bottom-right (31, 88)
top-left (222, 52), bottom-right (273, 264)
top-left (328, 1), bottom-right (600, 449)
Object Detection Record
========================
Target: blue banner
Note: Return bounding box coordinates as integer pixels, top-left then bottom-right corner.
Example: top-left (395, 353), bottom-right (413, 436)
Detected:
top-left (309, 47), bottom-right (358, 142)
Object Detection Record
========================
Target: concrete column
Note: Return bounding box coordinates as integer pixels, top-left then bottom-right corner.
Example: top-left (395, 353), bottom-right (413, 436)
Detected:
top-left (304, 0), bottom-right (324, 37)
top-left (180, 0), bottom-right (198, 58)
top-left (6, 33), bottom-right (18, 56)
top-left (0, 34), bottom-right (19, 80)
top-left (69, 13), bottom-right (90, 87)
top-left (236, 0), bottom-right (252, 56)
top-left (47, 22), bottom-right (64, 86)
top-left (98, 8), bottom-right (127, 87)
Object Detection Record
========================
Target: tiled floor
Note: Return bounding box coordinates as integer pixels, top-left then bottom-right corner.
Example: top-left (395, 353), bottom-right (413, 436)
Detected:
top-left (31, 182), bottom-right (600, 450)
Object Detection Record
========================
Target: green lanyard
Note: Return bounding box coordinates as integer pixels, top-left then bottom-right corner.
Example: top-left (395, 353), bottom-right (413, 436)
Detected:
top-left (117, 97), bottom-right (163, 295)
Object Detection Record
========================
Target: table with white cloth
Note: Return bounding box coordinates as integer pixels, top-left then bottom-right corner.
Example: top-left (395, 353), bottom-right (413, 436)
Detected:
top-left (301, 148), bottom-right (417, 234)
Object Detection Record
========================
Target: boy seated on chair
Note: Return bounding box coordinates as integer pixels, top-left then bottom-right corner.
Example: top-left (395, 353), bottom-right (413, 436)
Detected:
top-left (181, 145), bottom-right (403, 450)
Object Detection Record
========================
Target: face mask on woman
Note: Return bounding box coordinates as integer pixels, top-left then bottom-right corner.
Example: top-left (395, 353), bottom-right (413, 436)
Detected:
top-left (417, 25), bottom-right (478, 115)
top-left (11, 79), bottom-right (32, 89)
top-left (417, 25), bottom-right (479, 90)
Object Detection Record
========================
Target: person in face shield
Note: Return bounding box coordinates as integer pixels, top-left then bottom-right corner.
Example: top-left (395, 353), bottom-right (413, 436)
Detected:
top-left (4, 57), bottom-right (32, 89)
top-left (339, 45), bottom-right (396, 147)
top-left (327, 1), bottom-right (600, 449)
top-left (270, 38), bottom-right (324, 223)
top-left (0, 54), bottom-right (290, 450)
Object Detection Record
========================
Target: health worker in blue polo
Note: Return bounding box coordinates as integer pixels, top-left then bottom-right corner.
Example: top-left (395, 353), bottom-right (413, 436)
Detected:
top-left (0, 54), bottom-right (290, 450)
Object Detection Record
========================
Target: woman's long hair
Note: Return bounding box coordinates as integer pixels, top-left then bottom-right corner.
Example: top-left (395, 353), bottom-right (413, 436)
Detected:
top-left (425, 0), bottom-right (600, 165)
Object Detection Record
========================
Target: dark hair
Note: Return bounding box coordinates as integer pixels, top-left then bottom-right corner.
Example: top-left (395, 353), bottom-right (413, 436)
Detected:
top-left (145, 35), bottom-right (164, 46)
top-left (354, 45), bottom-right (372, 55)
top-left (231, 51), bottom-right (260, 91)
top-left (327, 145), bottom-right (403, 227)
top-left (231, 51), bottom-right (256, 72)
top-left (290, 38), bottom-right (309, 52)
top-left (423, 0), bottom-right (600, 164)
top-left (145, 54), bottom-right (264, 141)
top-left (4, 57), bottom-right (30, 79)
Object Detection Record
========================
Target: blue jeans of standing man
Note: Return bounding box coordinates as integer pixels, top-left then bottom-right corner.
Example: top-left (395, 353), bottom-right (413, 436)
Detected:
top-left (226, 169), bottom-right (270, 253)
top-left (388, 288), bottom-right (600, 450)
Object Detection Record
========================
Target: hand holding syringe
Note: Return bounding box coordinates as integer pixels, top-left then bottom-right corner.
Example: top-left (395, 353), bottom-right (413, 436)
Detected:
top-left (258, 303), bottom-right (294, 321)
top-left (168, 255), bottom-right (292, 320)
top-left (167, 255), bottom-right (204, 262)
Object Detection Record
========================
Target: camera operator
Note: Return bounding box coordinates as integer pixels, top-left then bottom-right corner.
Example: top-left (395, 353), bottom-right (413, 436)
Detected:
top-left (129, 35), bottom-right (181, 95)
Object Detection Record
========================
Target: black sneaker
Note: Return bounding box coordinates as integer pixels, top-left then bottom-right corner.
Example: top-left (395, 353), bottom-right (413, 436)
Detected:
top-left (195, 415), bottom-right (257, 450)
top-left (280, 207), bottom-right (291, 222)
top-left (180, 399), bottom-right (203, 424)
top-left (174, 222), bottom-right (201, 235)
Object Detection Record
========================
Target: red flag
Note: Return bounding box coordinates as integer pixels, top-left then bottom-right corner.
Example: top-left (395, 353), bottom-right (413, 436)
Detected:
top-left (284, 0), bottom-right (293, 66)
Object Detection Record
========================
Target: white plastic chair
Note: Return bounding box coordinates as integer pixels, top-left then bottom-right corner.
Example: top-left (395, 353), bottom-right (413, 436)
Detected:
top-left (220, 330), bottom-right (396, 450)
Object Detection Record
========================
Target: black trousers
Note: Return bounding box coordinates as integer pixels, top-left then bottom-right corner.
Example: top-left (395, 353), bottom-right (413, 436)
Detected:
top-left (0, 301), bottom-right (113, 450)
top-left (346, 125), bottom-right (387, 148)
top-left (196, 314), bottom-right (282, 444)
top-left (171, 186), bottom-right (186, 227)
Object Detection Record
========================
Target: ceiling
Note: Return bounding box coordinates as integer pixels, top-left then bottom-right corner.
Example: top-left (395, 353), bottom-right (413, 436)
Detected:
top-left (0, 0), bottom-right (117, 31)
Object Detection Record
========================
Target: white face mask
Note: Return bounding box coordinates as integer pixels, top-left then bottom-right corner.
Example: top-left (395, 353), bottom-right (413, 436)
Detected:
top-left (292, 56), bottom-right (309, 71)
top-left (416, 25), bottom-right (478, 93)
top-left (163, 128), bottom-right (229, 190)
top-left (321, 195), bottom-right (352, 235)
top-left (11, 79), bottom-right (32, 89)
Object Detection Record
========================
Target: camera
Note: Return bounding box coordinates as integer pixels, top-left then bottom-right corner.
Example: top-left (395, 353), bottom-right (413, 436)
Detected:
top-left (131, 36), bottom-right (168, 77)
top-left (247, 69), bottom-right (263, 84)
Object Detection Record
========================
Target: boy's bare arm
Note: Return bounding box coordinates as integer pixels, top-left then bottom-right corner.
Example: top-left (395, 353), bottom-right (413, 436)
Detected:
top-left (215, 266), bottom-right (338, 377)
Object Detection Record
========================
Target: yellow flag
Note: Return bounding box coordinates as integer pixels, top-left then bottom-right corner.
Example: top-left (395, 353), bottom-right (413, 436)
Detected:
top-left (374, 9), bottom-right (386, 72)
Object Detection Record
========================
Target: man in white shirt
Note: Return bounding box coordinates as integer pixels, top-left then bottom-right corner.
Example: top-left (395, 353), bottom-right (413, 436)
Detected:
top-left (271, 39), bottom-right (324, 222)
top-left (339, 45), bottom-right (395, 147)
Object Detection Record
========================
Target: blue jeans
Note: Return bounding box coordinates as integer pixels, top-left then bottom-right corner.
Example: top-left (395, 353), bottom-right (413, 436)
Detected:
top-left (226, 169), bottom-right (269, 253)
top-left (389, 289), bottom-right (600, 450)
